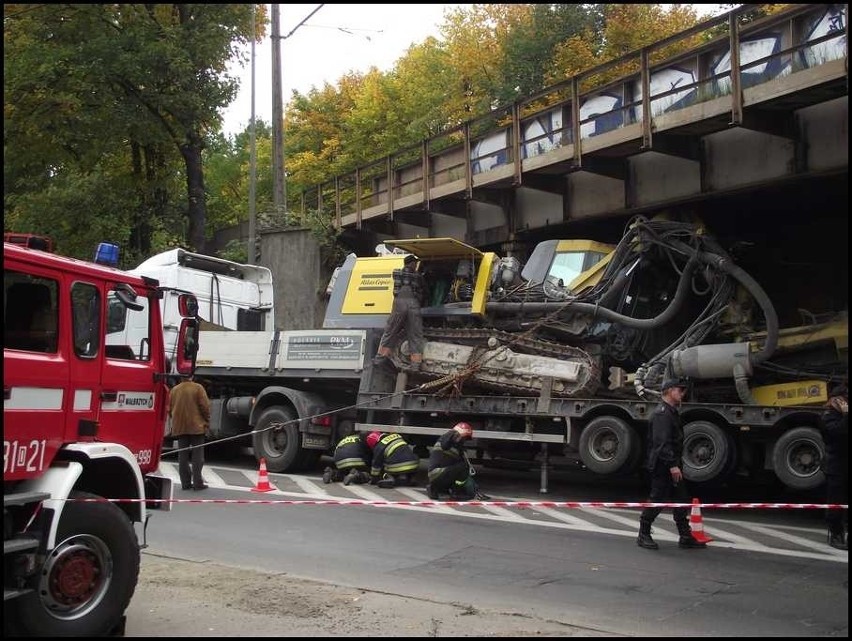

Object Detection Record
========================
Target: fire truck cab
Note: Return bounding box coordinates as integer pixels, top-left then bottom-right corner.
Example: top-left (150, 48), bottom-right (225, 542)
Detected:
top-left (3, 240), bottom-right (198, 636)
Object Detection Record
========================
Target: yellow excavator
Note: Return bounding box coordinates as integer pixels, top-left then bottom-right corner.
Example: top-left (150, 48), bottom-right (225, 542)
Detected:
top-left (324, 216), bottom-right (847, 406)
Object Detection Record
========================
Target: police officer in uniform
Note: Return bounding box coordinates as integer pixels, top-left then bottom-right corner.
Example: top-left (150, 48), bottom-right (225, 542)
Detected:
top-left (366, 431), bottom-right (420, 488)
top-left (322, 433), bottom-right (372, 486)
top-left (637, 378), bottom-right (706, 550)
top-left (373, 254), bottom-right (425, 371)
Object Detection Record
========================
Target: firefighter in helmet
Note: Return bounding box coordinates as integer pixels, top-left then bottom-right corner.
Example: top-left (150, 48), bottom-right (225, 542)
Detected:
top-left (426, 422), bottom-right (489, 501)
top-left (366, 431), bottom-right (420, 488)
top-left (322, 432), bottom-right (372, 486)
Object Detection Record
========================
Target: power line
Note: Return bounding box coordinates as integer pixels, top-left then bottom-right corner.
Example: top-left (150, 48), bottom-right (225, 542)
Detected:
top-left (278, 4), bottom-right (325, 40)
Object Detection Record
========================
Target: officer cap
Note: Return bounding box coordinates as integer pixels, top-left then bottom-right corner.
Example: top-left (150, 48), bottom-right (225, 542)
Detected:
top-left (661, 377), bottom-right (689, 392)
top-left (403, 254), bottom-right (417, 264)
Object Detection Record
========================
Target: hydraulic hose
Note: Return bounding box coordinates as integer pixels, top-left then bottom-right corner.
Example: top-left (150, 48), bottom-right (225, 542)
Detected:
top-left (696, 252), bottom-right (779, 364)
top-left (733, 361), bottom-right (757, 405)
top-left (486, 255), bottom-right (699, 330)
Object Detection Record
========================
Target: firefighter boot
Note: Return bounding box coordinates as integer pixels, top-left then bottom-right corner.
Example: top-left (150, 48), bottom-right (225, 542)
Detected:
top-left (637, 519), bottom-right (659, 550)
top-left (677, 522), bottom-right (707, 549)
top-left (372, 348), bottom-right (395, 370)
top-left (322, 466), bottom-right (334, 484)
top-left (377, 473), bottom-right (396, 489)
top-left (426, 484), bottom-right (440, 500)
top-left (342, 469), bottom-right (358, 486)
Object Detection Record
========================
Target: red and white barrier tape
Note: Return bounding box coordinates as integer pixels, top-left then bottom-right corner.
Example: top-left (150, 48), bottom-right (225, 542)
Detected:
top-left (67, 498), bottom-right (848, 509)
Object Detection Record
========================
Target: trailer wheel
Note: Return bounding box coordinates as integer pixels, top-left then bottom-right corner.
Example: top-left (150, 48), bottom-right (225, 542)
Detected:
top-left (253, 405), bottom-right (301, 473)
top-left (578, 416), bottom-right (636, 475)
top-left (8, 491), bottom-right (139, 636)
top-left (682, 420), bottom-right (735, 484)
top-left (620, 432), bottom-right (644, 476)
top-left (772, 426), bottom-right (825, 491)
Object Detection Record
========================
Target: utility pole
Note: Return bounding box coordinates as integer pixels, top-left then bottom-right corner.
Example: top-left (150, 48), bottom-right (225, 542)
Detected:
top-left (247, 4), bottom-right (257, 264)
top-left (270, 4), bottom-right (286, 222)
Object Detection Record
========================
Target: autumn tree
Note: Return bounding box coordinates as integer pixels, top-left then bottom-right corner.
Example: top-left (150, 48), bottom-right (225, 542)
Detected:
top-left (549, 4), bottom-right (703, 86)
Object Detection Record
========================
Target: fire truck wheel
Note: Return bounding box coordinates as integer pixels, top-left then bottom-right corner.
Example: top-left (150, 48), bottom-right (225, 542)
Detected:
top-left (8, 491), bottom-right (140, 636)
top-left (578, 416), bottom-right (636, 475)
top-left (681, 420), bottom-right (736, 484)
top-left (771, 426), bottom-right (826, 491)
top-left (253, 405), bottom-right (301, 473)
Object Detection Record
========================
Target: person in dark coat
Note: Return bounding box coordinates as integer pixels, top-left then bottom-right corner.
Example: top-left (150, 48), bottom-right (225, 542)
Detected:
top-left (637, 378), bottom-right (705, 550)
top-left (168, 375), bottom-right (211, 491)
top-left (426, 422), bottom-right (489, 501)
top-left (322, 433), bottom-right (372, 485)
top-left (821, 382), bottom-right (848, 550)
top-left (366, 432), bottom-right (420, 488)
top-left (373, 254), bottom-right (425, 371)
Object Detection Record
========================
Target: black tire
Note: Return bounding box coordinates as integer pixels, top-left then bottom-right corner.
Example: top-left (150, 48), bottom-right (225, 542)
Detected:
top-left (772, 426), bottom-right (825, 491)
top-left (682, 420), bottom-right (736, 484)
top-left (8, 491), bottom-right (139, 636)
top-left (252, 405), bottom-right (301, 473)
top-left (619, 431), bottom-right (644, 476)
top-left (578, 416), bottom-right (636, 475)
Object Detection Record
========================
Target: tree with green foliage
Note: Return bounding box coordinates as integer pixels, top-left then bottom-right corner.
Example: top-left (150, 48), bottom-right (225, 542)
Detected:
top-left (4, 3), bottom-right (264, 260)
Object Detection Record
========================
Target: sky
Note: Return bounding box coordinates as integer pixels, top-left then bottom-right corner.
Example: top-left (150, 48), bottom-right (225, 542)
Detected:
top-left (220, 4), bottom-right (728, 139)
top-left (220, 4), bottom-right (464, 137)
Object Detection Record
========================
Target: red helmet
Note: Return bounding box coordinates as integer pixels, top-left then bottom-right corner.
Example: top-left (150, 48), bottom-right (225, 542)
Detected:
top-left (366, 431), bottom-right (382, 449)
top-left (452, 422), bottom-right (473, 440)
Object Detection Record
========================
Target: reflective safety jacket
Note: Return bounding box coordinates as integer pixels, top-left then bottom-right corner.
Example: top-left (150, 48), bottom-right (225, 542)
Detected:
top-left (333, 433), bottom-right (371, 471)
top-left (370, 433), bottom-right (419, 479)
top-left (427, 429), bottom-right (469, 482)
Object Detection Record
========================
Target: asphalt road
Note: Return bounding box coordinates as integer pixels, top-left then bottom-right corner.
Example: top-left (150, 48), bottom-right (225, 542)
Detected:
top-left (124, 453), bottom-right (848, 637)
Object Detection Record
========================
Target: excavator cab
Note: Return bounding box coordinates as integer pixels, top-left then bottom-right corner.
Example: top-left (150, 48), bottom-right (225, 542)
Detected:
top-left (521, 239), bottom-right (615, 296)
top-left (382, 238), bottom-right (496, 317)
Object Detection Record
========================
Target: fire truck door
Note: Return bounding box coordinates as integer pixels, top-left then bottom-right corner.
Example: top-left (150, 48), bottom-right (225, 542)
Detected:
top-left (67, 280), bottom-right (105, 444)
top-left (99, 286), bottom-right (159, 473)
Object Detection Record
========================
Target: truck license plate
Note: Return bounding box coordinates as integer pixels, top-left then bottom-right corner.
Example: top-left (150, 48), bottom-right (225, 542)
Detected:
top-left (302, 435), bottom-right (330, 449)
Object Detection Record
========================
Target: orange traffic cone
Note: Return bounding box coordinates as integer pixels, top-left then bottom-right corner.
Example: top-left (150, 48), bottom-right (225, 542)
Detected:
top-left (689, 498), bottom-right (713, 543)
top-left (251, 457), bottom-right (274, 493)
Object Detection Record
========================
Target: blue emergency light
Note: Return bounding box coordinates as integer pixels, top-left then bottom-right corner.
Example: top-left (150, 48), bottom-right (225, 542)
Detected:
top-left (94, 242), bottom-right (120, 267)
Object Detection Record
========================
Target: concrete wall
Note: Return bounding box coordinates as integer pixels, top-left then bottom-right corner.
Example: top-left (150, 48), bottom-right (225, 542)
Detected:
top-left (259, 228), bottom-right (331, 330)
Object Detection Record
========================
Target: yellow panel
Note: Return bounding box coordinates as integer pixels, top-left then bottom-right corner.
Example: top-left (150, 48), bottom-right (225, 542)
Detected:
top-left (567, 251), bottom-right (614, 294)
top-left (340, 256), bottom-right (402, 315)
top-left (471, 252), bottom-right (496, 317)
top-left (384, 237), bottom-right (483, 260)
top-left (751, 380), bottom-right (827, 407)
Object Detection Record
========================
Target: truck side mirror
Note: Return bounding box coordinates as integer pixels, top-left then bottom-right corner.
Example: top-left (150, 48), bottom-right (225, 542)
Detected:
top-left (178, 293), bottom-right (199, 318)
top-left (175, 317), bottom-right (199, 375)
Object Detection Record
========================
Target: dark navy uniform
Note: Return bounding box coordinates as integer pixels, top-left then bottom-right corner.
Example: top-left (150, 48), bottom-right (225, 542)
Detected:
top-left (334, 433), bottom-right (371, 472)
top-left (369, 433), bottom-right (419, 486)
top-left (820, 389), bottom-right (848, 547)
top-left (323, 434), bottom-right (372, 484)
top-left (427, 429), bottom-right (475, 499)
top-left (640, 401), bottom-right (691, 532)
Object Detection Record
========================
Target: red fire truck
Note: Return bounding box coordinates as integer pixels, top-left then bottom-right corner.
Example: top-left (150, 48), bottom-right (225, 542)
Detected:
top-left (3, 239), bottom-right (198, 636)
